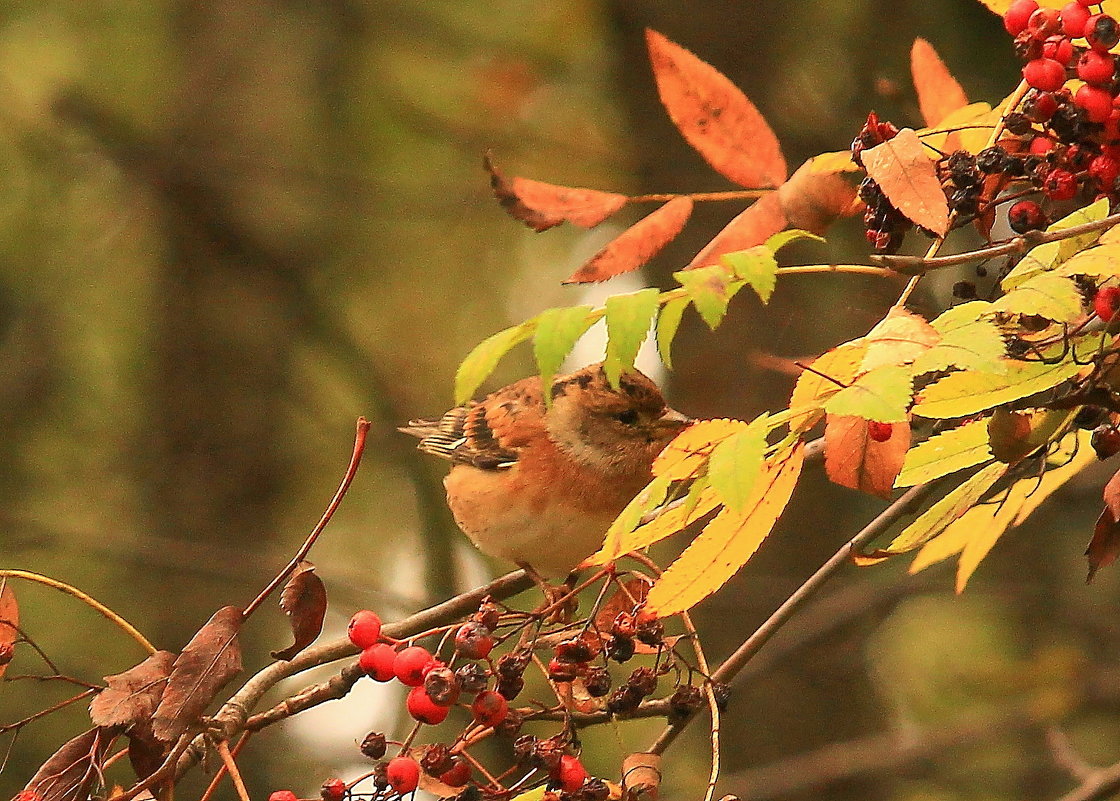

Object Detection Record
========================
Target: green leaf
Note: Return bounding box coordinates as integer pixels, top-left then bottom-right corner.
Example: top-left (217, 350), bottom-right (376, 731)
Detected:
top-left (912, 301), bottom-right (1006, 375)
top-left (895, 418), bottom-right (993, 487)
top-left (765, 229), bottom-right (825, 255)
top-left (720, 246), bottom-right (778, 303)
top-left (533, 305), bottom-right (596, 404)
top-left (1001, 240), bottom-right (1058, 289)
top-left (707, 415), bottom-right (768, 514)
top-left (1057, 196), bottom-right (1110, 263)
top-left (604, 288), bottom-right (660, 387)
top-left (509, 788), bottom-right (547, 801)
top-left (656, 296), bottom-right (689, 369)
top-left (824, 365), bottom-right (913, 423)
top-left (674, 265), bottom-right (743, 329)
top-left (992, 272), bottom-right (1083, 322)
top-left (455, 321), bottom-right (536, 404)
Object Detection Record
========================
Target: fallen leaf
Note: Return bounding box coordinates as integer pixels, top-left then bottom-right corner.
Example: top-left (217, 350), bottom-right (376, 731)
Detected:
top-left (686, 193), bottom-right (786, 269)
top-left (1087, 507), bottom-right (1120, 583)
top-left (89, 650), bottom-right (176, 729)
top-left (776, 158), bottom-right (859, 235)
top-left (824, 415), bottom-right (911, 498)
top-left (565, 197), bottom-right (693, 283)
top-left (485, 154), bottom-right (628, 232)
top-left (25, 729), bottom-right (110, 801)
top-left (861, 308), bottom-right (940, 372)
top-left (0, 578), bottom-right (17, 680)
top-left (861, 128), bottom-right (950, 236)
top-left (152, 606), bottom-right (243, 741)
top-left (272, 562), bottom-right (327, 661)
top-left (911, 38), bottom-right (968, 128)
top-left (645, 29), bottom-right (786, 188)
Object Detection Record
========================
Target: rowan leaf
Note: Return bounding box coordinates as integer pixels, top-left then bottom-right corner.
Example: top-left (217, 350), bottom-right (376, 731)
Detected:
top-left (1003, 198), bottom-right (1112, 288)
top-left (1055, 243), bottom-right (1120, 280)
top-left (776, 159), bottom-right (859, 235)
top-left (824, 415), bottom-right (911, 498)
top-left (987, 407), bottom-right (1076, 464)
top-left (788, 340), bottom-right (869, 433)
top-left (595, 473), bottom-right (675, 564)
top-left (0, 577), bottom-right (17, 681)
top-left (673, 264), bottom-right (742, 329)
top-left (656, 296), bottom-right (689, 369)
top-left (484, 154), bottom-right (627, 231)
top-left (588, 482), bottom-right (722, 564)
top-left (687, 192), bottom-right (787, 269)
top-left (534, 305), bottom-right (596, 397)
top-left (25, 728), bottom-right (109, 801)
top-left (895, 418), bottom-right (993, 487)
top-left (645, 445), bottom-right (804, 615)
top-left (911, 301), bottom-right (1006, 375)
top-left (992, 272), bottom-right (1084, 322)
top-left (861, 308), bottom-right (940, 372)
top-left (455, 321), bottom-right (535, 404)
top-left (917, 102), bottom-right (995, 156)
top-left (861, 128), bottom-right (950, 236)
top-left (645, 28), bottom-right (787, 188)
top-left (89, 650), bottom-right (176, 728)
top-left (824, 365), bottom-right (913, 423)
top-left (1087, 507), bottom-right (1120, 583)
top-left (566, 197), bottom-right (693, 284)
top-left (654, 419), bottom-right (750, 480)
top-left (604, 288), bottom-right (660, 387)
top-left (720, 245), bottom-right (777, 303)
top-left (271, 562), bottom-right (327, 661)
top-left (911, 38), bottom-right (969, 127)
top-left (808, 150), bottom-right (860, 174)
top-left (707, 416), bottom-right (768, 513)
top-left (1105, 467), bottom-right (1120, 522)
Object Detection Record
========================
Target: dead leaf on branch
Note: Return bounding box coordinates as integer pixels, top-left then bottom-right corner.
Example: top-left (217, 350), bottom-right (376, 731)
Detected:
top-left (645, 28), bottom-right (787, 189)
top-left (911, 38), bottom-right (969, 128)
top-left (1105, 468), bottom-right (1120, 522)
top-left (89, 650), bottom-right (176, 729)
top-left (151, 605), bottom-right (243, 742)
top-left (25, 728), bottom-right (110, 801)
top-left (485, 154), bottom-right (628, 232)
top-left (861, 128), bottom-right (950, 237)
top-left (272, 561), bottom-right (327, 661)
top-left (565, 197), bottom-right (693, 283)
top-left (824, 415), bottom-right (911, 499)
top-left (1088, 507), bottom-right (1120, 583)
top-left (0, 577), bottom-right (18, 680)
top-left (687, 193), bottom-right (787, 269)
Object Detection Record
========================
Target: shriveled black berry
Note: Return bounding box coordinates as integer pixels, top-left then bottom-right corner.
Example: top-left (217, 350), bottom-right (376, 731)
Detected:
top-left (473, 598), bottom-right (502, 631)
top-left (627, 666), bottom-right (658, 697)
top-left (950, 187), bottom-right (979, 216)
top-left (496, 650), bottom-right (530, 679)
top-left (635, 618), bottom-right (665, 646)
top-left (495, 708), bottom-right (524, 737)
top-left (607, 685), bottom-right (643, 714)
top-left (584, 667), bottom-right (612, 697)
top-left (421, 743), bottom-right (454, 776)
top-left (606, 634), bottom-right (635, 663)
top-left (858, 176), bottom-right (881, 205)
top-left (578, 778), bottom-right (611, 801)
top-left (554, 639), bottom-right (594, 664)
top-left (455, 662), bottom-right (489, 695)
top-left (533, 736), bottom-right (564, 772)
top-left (1003, 111), bottom-right (1034, 135)
top-left (976, 146), bottom-right (1008, 174)
top-left (360, 731), bottom-right (387, 760)
top-left (668, 684), bottom-right (705, 720)
top-left (497, 674), bottom-right (524, 700)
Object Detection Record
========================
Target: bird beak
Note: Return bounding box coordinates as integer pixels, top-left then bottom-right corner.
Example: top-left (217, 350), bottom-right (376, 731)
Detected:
top-left (655, 407), bottom-right (691, 433)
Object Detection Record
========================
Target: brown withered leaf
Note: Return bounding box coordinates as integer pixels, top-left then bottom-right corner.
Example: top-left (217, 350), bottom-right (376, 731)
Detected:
top-left (89, 650), bottom-right (176, 728)
top-left (911, 38), bottom-right (969, 127)
top-left (25, 728), bottom-right (109, 801)
top-left (151, 606), bottom-right (243, 741)
top-left (127, 720), bottom-right (169, 782)
top-left (861, 308), bottom-right (940, 372)
top-left (776, 158), bottom-right (859, 235)
top-left (862, 128), bottom-right (950, 237)
top-left (1087, 507), bottom-right (1120, 583)
top-left (564, 197), bottom-right (693, 283)
top-left (594, 577), bottom-right (651, 631)
top-left (686, 193), bottom-right (787, 269)
top-left (645, 29), bottom-right (787, 189)
top-left (824, 415), bottom-right (911, 499)
top-left (974, 137), bottom-right (1024, 238)
top-left (271, 561), bottom-right (327, 661)
top-left (0, 577), bottom-right (18, 680)
top-left (1104, 468), bottom-right (1120, 522)
top-left (484, 154), bottom-right (628, 232)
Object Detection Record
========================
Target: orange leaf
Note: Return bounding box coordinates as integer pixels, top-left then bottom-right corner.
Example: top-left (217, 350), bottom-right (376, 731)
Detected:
top-left (776, 158), bottom-right (859, 235)
top-left (862, 128), bottom-right (950, 237)
top-left (861, 308), bottom-right (940, 372)
top-left (824, 415), bottom-right (911, 499)
top-left (0, 578), bottom-right (17, 680)
top-left (645, 29), bottom-right (787, 189)
top-left (1087, 507), bottom-right (1120, 583)
top-left (485, 154), bottom-right (628, 232)
top-left (686, 193), bottom-right (787, 269)
top-left (911, 38), bottom-right (969, 128)
top-left (788, 340), bottom-right (868, 433)
top-left (565, 197), bottom-right (693, 283)
top-left (1104, 467), bottom-right (1120, 522)
top-left (644, 445), bottom-right (804, 616)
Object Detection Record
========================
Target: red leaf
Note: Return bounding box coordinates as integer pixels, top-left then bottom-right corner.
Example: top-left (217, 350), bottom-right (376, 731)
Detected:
top-left (0, 577), bottom-right (17, 680)
top-left (271, 561), bottom-right (328, 661)
top-left (862, 128), bottom-right (950, 236)
top-left (1104, 468), bottom-right (1120, 522)
top-left (686, 193), bottom-right (787, 269)
top-left (1087, 507), bottom-right (1120, 583)
top-left (127, 721), bottom-right (168, 782)
top-left (776, 158), bottom-right (859, 235)
top-left (89, 650), bottom-right (176, 729)
top-left (485, 154), bottom-right (628, 232)
top-left (645, 29), bottom-right (787, 189)
top-left (564, 197), bottom-right (693, 283)
top-left (911, 38), bottom-right (969, 127)
top-left (25, 729), bottom-right (110, 801)
top-left (824, 415), bottom-right (911, 499)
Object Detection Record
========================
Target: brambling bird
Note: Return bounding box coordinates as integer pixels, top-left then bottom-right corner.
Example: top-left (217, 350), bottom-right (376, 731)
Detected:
top-left (402, 363), bottom-right (690, 578)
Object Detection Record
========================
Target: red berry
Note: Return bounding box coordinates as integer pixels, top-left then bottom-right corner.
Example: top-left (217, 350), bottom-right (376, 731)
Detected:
top-left (439, 759), bottom-right (472, 788)
top-left (1024, 90), bottom-right (1059, 122)
top-left (471, 690), bottom-right (509, 728)
top-left (268, 792), bottom-right (298, 801)
top-left (1076, 84), bottom-right (1114, 122)
top-left (320, 779), bottom-right (346, 801)
top-left (1063, 1), bottom-right (1092, 36)
top-left (1078, 49), bottom-right (1115, 84)
top-left (1043, 167), bottom-right (1079, 200)
top-left (1023, 57), bottom-right (1067, 91)
top-left (1090, 155), bottom-right (1120, 189)
top-left (1008, 200), bottom-right (1048, 233)
top-left (553, 755), bottom-right (590, 794)
top-left (407, 685), bottom-right (450, 724)
top-left (1029, 135), bottom-right (1055, 155)
top-left (1043, 35), bottom-right (1075, 64)
top-left (1028, 7), bottom-right (1063, 36)
top-left (1095, 285), bottom-right (1120, 321)
top-left (359, 643), bottom-right (398, 682)
top-left (1005, 0), bottom-right (1040, 35)
top-left (386, 756), bottom-right (421, 794)
top-left (454, 622), bottom-right (494, 660)
top-left (347, 610), bottom-right (383, 649)
top-left (867, 421), bottom-right (893, 442)
top-left (394, 645), bottom-right (434, 687)
top-left (1086, 14), bottom-right (1120, 50)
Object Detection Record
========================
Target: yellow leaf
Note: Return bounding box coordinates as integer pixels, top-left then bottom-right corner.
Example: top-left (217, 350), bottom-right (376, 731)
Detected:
top-left (653, 419), bottom-right (749, 480)
top-left (584, 483), bottom-right (723, 566)
top-left (645, 446), bottom-right (804, 615)
top-left (912, 301), bottom-right (1006, 375)
top-left (1055, 243), bottom-right (1120, 279)
top-left (861, 308), bottom-right (940, 372)
top-left (788, 340), bottom-right (868, 433)
top-left (916, 102), bottom-right (994, 155)
top-left (992, 273), bottom-right (1084, 322)
top-left (895, 418), bottom-right (994, 487)
top-left (911, 38), bottom-right (969, 128)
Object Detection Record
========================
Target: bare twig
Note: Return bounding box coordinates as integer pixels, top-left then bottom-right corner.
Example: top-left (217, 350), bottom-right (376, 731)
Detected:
top-left (215, 739), bottom-right (252, 801)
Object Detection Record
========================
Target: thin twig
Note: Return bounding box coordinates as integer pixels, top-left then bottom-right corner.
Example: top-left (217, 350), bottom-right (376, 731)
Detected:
top-left (1055, 761), bottom-right (1120, 801)
top-left (628, 189), bottom-right (771, 203)
top-left (0, 689), bottom-right (98, 733)
top-left (214, 739), bottom-right (252, 801)
top-left (198, 732), bottom-right (251, 801)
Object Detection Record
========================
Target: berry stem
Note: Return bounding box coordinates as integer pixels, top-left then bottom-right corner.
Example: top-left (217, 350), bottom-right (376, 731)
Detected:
top-left (214, 739), bottom-right (253, 801)
top-left (198, 733), bottom-right (252, 801)
top-left (628, 189), bottom-right (772, 203)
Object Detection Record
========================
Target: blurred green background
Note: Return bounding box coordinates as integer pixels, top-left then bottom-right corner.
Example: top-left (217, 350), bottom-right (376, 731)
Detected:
top-left (2, 1), bottom-right (1118, 799)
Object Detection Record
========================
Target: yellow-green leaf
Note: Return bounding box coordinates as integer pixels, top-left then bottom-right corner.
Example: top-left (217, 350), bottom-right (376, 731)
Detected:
top-left (586, 481), bottom-right (722, 565)
top-left (604, 288), bottom-right (660, 387)
top-left (645, 445), bottom-right (804, 615)
top-left (788, 340), bottom-right (868, 433)
top-left (1057, 196), bottom-right (1110, 263)
top-left (895, 418), bottom-right (994, 487)
top-left (1055, 243), bottom-right (1120, 280)
top-left (719, 246), bottom-right (778, 303)
top-left (707, 415), bottom-right (768, 513)
top-left (656, 296), bottom-right (689, 369)
top-left (824, 365), bottom-right (913, 423)
top-left (654, 418), bottom-right (749, 480)
top-left (455, 321), bottom-right (536, 404)
top-left (987, 407), bottom-right (1077, 463)
top-left (765, 229), bottom-right (825, 255)
top-left (912, 301), bottom-right (1006, 375)
top-left (674, 264), bottom-right (743, 329)
top-left (861, 308), bottom-right (940, 372)
top-left (533, 305), bottom-right (596, 403)
top-left (992, 272), bottom-right (1083, 322)
top-left (596, 473), bottom-right (675, 564)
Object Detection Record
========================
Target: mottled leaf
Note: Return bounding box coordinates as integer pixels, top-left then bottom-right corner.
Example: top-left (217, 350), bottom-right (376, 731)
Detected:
top-left (687, 192), bottom-right (787, 269)
top-left (1055, 243), bottom-right (1120, 280)
top-left (824, 365), bottom-right (913, 423)
top-left (861, 128), bottom-right (949, 236)
top-left (1087, 507), bottom-right (1120, 583)
top-left (861, 308), bottom-right (940, 372)
top-left (912, 301), bottom-right (1006, 375)
top-left (993, 272), bottom-right (1083, 322)
top-left (720, 245), bottom-right (778, 303)
top-left (646, 28), bottom-right (786, 188)
top-left (895, 418), bottom-right (993, 487)
top-left (272, 562), bottom-right (327, 661)
top-left (988, 407), bottom-right (1076, 464)
top-left (776, 159), bottom-right (859, 235)
top-left (0, 577), bottom-right (17, 680)
top-left (484, 154), bottom-right (628, 232)
top-left (533, 305), bottom-right (596, 399)
top-left (89, 650), bottom-right (176, 729)
top-left (788, 340), bottom-right (868, 433)
top-left (707, 416), bottom-right (768, 513)
top-left (825, 415), bottom-right (911, 498)
top-left (455, 320), bottom-right (535, 404)
top-left (25, 728), bottom-right (109, 801)
top-left (656, 296), bottom-right (689, 369)
top-left (674, 264), bottom-right (742, 329)
top-left (567, 197), bottom-right (693, 284)
top-left (152, 606), bottom-right (243, 742)
top-left (911, 38), bottom-right (968, 127)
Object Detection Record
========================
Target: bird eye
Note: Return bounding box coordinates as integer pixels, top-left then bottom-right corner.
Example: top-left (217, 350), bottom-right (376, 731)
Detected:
top-left (614, 409), bottom-right (639, 426)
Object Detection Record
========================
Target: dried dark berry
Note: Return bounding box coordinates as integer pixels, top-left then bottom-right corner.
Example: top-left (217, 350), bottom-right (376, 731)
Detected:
top-left (455, 662), bottom-right (490, 695)
top-left (1074, 406), bottom-right (1109, 430)
top-left (606, 685), bottom-right (643, 714)
top-left (424, 666), bottom-right (461, 707)
top-left (976, 146), bottom-right (1008, 174)
top-left (612, 611), bottom-right (637, 638)
top-left (950, 187), bottom-right (980, 216)
top-left (513, 734), bottom-right (538, 764)
top-left (533, 736), bottom-right (565, 772)
top-left (496, 650), bottom-right (531, 679)
top-left (495, 708), bottom-right (524, 737)
top-left (627, 666), bottom-right (659, 697)
top-left (497, 674), bottom-right (525, 700)
top-left (360, 731), bottom-right (387, 760)
top-left (421, 743), bottom-right (454, 776)
top-left (473, 598), bottom-right (502, 631)
top-left (584, 667), bottom-right (612, 697)
top-left (1003, 111), bottom-right (1034, 135)
top-left (370, 761), bottom-right (390, 791)
top-left (635, 617), bottom-right (665, 647)
top-left (1093, 425), bottom-right (1120, 459)
top-left (578, 778), bottom-right (611, 801)
top-left (668, 684), bottom-right (705, 720)
top-left (554, 638), bottom-right (594, 664)
top-left (606, 634), bottom-right (635, 663)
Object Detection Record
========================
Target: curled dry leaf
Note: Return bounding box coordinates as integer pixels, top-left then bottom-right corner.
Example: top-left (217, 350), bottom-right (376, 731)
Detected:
top-left (1087, 507), bottom-right (1120, 583)
top-left (686, 193), bottom-right (787, 269)
top-left (911, 38), bottom-right (968, 128)
top-left (89, 650), bottom-right (176, 729)
top-left (25, 728), bottom-right (109, 801)
top-left (485, 154), bottom-right (628, 232)
top-left (645, 29), bottom-right (786, 189)
top-left (152, 605), bottom-right (243, 742)
top-left (0, 577), bottom-right (17, 680)
top-left (824, 415), bottom-right (911, 499)
top-left (564, 197), bottom-right (693, 283)
top-left (861, 128), bottom-right (950, 237)
top-left (776, 158), bottom-right (859, 235)
top-left (272, 561), bottom-right (328, 661)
